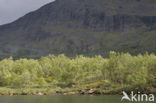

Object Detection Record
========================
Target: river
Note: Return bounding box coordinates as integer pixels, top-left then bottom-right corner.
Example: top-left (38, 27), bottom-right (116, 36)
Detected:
top-left (0, 95), bottom-right (139, 103)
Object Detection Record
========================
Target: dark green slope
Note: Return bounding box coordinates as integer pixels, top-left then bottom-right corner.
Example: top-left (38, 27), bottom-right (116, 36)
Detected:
top-left (0, 0), bottom-right (156, 58)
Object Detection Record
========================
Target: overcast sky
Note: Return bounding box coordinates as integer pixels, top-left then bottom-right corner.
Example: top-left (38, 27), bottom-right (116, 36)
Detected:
top-left (0, 0), bottom-right (54, 25)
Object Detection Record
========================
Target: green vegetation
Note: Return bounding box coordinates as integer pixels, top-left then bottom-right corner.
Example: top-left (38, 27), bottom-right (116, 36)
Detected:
top-left (0, 51), bottom-right (156, 95)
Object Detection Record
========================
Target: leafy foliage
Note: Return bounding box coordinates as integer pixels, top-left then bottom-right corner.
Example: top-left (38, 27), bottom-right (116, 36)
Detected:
top-left (0, 52), bottom-right (155, 90)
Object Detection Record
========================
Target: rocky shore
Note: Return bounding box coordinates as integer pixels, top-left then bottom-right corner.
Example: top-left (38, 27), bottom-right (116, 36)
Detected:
top-left (0, 88), bottom-right (103, 96)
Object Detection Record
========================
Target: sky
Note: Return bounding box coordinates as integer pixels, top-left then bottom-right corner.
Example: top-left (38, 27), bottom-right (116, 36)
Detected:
top-left (0, 0), bottom-right (54, 25)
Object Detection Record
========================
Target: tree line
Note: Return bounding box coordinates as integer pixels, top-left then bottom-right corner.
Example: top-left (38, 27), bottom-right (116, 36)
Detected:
top-left (0, 51), bottom-right (155, 89)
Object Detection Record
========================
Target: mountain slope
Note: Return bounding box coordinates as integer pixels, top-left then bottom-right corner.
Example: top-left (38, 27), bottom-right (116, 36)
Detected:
top-left (0, 0), bottom-right (156, 58)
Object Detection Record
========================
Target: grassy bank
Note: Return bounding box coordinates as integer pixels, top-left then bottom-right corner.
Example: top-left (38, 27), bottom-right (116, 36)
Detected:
top-left (0, 82), bottom-right (156, 96)
top-left (0, 52), bottom-right (156, 95)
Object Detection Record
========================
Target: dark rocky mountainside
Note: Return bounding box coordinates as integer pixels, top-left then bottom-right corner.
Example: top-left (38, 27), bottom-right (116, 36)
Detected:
top-left (0, 0), bottom-right (156, 58)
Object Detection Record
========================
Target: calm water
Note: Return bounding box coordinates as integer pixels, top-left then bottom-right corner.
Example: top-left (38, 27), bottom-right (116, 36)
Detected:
top-left (0, 95), bottom-right (143, 103)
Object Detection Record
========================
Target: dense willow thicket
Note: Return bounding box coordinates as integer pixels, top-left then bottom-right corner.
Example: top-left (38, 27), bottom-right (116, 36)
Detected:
top-left (0, 52), bottom-right (155, 89)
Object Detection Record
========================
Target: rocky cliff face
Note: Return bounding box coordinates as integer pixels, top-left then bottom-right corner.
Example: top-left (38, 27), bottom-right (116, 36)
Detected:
top-left (0, 0), bottom-right (156, 58)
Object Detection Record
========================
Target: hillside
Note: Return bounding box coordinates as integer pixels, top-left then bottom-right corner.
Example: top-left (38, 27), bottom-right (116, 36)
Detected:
top-left (0, 0), bottom-right (156, 58)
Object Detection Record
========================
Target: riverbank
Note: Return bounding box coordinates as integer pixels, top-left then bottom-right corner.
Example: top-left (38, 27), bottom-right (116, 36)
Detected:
top-left (0, 83), bottom-right (156, 96)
